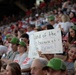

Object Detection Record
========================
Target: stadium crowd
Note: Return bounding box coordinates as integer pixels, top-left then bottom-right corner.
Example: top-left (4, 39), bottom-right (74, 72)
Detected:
top-left (0, 0), bottom-right (76, 75)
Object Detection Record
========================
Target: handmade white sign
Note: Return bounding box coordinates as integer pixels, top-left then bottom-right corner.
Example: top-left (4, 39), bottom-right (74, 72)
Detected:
top-left (28, 34), bottom-right (39, 58)
top-left (28, 28), bottom-right (63, 58)
top-left (33, 28), bottom-right (63, 54)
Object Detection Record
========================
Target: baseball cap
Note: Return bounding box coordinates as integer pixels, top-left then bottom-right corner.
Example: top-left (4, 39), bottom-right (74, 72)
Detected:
top-left (10, 37), bottom-right (19, 44)
top-left (48, 15), bottom-right (55, 21)
top-left (6, 34), bottom-right (12, 39)
top-left (43, 58), bottom-right (66, 71)
top-left (71, 25), bottom-right (76, 30)
top-left (18, 41), bottom-right (26, 48)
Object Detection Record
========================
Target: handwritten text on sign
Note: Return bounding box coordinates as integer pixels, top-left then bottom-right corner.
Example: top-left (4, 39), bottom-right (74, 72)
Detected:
top-left (33, 28), bottom-right (63, 54)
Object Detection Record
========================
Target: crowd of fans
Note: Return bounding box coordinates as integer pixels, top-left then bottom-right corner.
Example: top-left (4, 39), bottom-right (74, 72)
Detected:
top-left (0, 0), bottom-right (76, 75)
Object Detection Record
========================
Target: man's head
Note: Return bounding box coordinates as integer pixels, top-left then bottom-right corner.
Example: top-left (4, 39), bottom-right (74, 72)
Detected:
top-left (31, 58), bottom-right (48, 75)
top-left (20, 33), bottom-right (29, 45)
top-left (42, 58), bottom-right (67, 75)
top-left (18, 41), bottom-right (27, 53)
top-left (48, 15), bottom-right (55, 26)
top-left (10, 37), bottom-right (19, 51)
top-left (6, 34), bottom-right (12, 42)
top-left (27, 24), bottom-right (35, 32)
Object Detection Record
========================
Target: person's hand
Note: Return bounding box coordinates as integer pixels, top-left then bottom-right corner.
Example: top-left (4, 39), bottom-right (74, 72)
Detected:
top-left (59, 25), bottom-right (61, 29)
top-left (59, 25), bottom-right (64, 32)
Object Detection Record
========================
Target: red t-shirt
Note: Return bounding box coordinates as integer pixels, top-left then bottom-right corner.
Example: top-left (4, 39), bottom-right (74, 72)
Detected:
top-left (71, 18), bottom-right (76, 23)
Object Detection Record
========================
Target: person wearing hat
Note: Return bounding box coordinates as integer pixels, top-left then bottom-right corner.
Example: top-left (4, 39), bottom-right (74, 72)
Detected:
top-left (20, 33), bottom-right (29, 46)
top-left (42, 58), bottom-right (67, 75)
top-left (13, 41), bottom-right (29, 75)
top-left (1, 37), bottom-right (19, 64)
top-left (14, 41), bottom-right (28, 64)
top-left (48, 15), bottom-right (57, 28)
top-left (4, 34), bottom-right (13, 54)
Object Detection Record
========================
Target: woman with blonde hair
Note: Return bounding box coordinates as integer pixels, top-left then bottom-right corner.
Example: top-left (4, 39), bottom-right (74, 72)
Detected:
top-left (57, 14), bottom-right (74, 35)
top-left (61, 14), bottom-right (70, 22)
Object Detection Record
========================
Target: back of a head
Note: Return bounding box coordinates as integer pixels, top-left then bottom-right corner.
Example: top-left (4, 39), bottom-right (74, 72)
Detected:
top-left (18, 29), bottom-right (24, 34)
top-left (47, 58), bottom-right (66, 71)
top-left (61, 14), bottom-right (70, 22)
top-left (46, 24), bottom-right (54, 30)
top-left (27, 24), bottom-right (35, 31)
top-left (8, 62), bottom-right (21, 75)
top-left (35, 26), bottom-right (43, 31)
top-left (21, 33), bottom-right (29, 40)
top-left (33, 58), bottom-right (48, 68)
top-left (29, 24), bottom-right (35, 29)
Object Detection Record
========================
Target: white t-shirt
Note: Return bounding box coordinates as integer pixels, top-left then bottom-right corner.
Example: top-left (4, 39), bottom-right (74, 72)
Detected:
top-left (26, 30), bottom-right (35, 36)
top-left (21, 57), bottom-right (33, 75)
top-left (14, 52), bottom-right (28, 66)
top-left (56, 22), bottom-right (74, 34)
top-left (53, 23), bottom-right (58, 28)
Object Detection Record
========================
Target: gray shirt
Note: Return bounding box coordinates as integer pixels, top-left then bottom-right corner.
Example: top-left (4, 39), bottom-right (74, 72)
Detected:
top-left (65, 61), bottom-right (75, 75)
top-left (5, 50), bottom-right (19, 60)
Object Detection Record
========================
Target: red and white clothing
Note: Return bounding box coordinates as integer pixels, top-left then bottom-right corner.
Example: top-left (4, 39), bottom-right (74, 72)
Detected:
top-left (14, 52), bottom-right (28, 66)
top-left (21, 57), bottom-right (33, 69)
